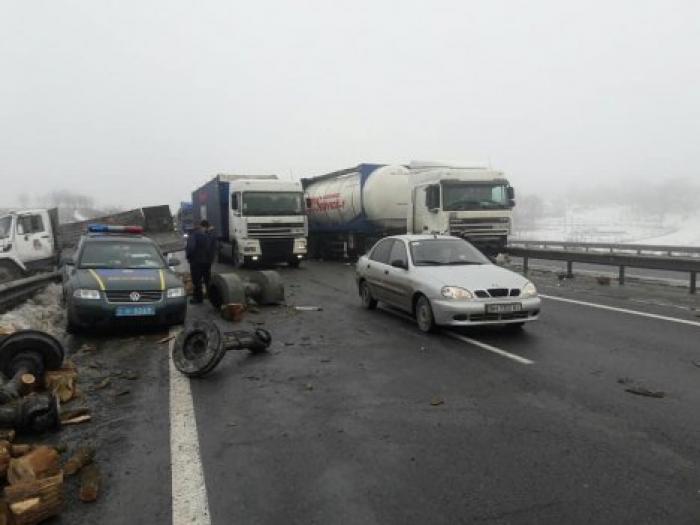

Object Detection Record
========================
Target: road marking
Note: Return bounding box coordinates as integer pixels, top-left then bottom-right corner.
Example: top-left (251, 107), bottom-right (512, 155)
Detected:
top-left (169, 328), bottom-right (211, 525)
top-left (444, 331), bottom-right (534, 365)
top-left (378, 305), bottom-right (534, 365)
top-left (540, 294), bottom-right (700, 328)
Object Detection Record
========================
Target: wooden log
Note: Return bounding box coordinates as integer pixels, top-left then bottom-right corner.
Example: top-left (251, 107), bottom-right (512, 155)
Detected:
top-left (7, 446), bottom-right (60, 485)
top-left (79, 464), bottom-right (101, 502)
top-left (0, 502), bottom-right (10, 525)
top-left (19, 374), bottom-right (36, 396)
top-left (59, 407), bottom-right (90, 422)
top-left (43, 368), bottom-right (78, 403)
top-left (4, 472), bottom-right (63, 525)
top-left (62, 415), bottom-right (91, 426)
top-left (0, 441), bottom-right (11, 478)
top-left (63, 446), bottom-right (95, 476)
top-left (10, 445), bottom-right (33, 458)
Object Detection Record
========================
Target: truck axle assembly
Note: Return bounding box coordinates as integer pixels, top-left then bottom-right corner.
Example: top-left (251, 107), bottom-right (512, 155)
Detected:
top-left (207, 271), bottom-right (285, 308)
top-left (171, 320), bottom-right (272, 377)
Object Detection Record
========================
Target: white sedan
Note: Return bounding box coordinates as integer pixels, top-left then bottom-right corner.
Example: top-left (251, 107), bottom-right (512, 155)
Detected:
top-left (356, 234), bottom-right (541, 332)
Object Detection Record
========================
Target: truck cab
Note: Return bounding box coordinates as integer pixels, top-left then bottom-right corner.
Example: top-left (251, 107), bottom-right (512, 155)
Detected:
top-left (194, 175), bottom-right (308, 268)
top-left (407, 162), bottom-right (515, 255)
top-left (0, 209), bottom-right (61, 282)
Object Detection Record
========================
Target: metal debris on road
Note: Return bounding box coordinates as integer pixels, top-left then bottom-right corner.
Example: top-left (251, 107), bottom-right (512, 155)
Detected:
top-left (430, 397), bottom-right (445, 406)
top-left (625, 387), bottom-right (666, 398)
top-left (62, 414), bottom-right (92, 425)
top-left (596, 276), bottom-right (612, 286)
top-left (157, 335), bottom-right (175, 345)
top-left (294, 306), bottom-right (323, 311)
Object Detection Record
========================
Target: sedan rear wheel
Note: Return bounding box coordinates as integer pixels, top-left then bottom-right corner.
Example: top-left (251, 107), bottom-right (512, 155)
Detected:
top-left (360, 281), bottom-right (377, 310)
top-left (415, 295), bottom-right (436, 333)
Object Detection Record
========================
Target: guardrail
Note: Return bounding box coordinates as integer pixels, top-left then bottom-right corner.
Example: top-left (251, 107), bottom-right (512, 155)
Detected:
top-left (0, 272), bottom-right (61, 313)
top-left (508, 239), bottom-right (700, 258)
top-left (505, 242), bottom-right (700, 294)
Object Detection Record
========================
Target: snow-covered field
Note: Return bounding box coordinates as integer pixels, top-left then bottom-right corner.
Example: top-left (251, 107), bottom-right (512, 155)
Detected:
top-left (513, 207), bottom-right (700, 246)
top-left (0, 284), bottom-right (65, 337)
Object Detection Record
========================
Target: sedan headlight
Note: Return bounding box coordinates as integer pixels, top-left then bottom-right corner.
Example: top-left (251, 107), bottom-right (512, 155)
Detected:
top-left (521, 281), bottom-right (538, 298)
top-left (167, 287), bottom-right (185, 298)
top-left (441, 286), bottom-right (474, 300)
top-left (73, 289), bottom-right (101, 300)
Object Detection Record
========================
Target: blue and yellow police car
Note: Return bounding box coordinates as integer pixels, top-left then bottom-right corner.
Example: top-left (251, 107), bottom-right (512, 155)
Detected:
top-left (62, 225), bottom-right (187, 333)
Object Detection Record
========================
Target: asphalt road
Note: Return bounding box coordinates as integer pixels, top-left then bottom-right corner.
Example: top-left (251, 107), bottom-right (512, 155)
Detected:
top-left (53, 260), bottom-right (700, 524)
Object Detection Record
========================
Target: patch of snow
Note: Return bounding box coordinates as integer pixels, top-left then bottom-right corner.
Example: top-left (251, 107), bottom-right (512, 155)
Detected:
top-left (0, 284), bottom-right (65, 338)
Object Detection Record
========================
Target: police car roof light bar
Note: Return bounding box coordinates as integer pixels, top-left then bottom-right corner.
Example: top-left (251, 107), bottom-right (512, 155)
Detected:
top-left (87, 224), bottom-right (144, 234)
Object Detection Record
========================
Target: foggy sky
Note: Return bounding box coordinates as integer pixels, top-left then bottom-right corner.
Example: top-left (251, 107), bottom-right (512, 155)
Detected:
top-left (2, 1), bottom-right (699, 209)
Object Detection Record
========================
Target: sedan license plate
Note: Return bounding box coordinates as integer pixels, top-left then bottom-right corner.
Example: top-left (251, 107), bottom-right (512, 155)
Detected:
top-left (115, 305), bottom-right (156, 317)
top-left (486, 303), bottom-right (522, 314)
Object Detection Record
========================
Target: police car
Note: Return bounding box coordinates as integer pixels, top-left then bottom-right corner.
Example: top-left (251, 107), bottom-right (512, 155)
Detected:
top-left (62, 225), bottom-right (187, 333)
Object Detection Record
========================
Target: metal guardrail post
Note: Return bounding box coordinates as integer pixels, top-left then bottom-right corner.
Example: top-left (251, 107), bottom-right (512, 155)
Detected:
top-left (523, 256), bottom-right (529, 274)
top-left (566, 261), bottom-right (573, 278)
top-left (619, 266), bottom-right (625, 285)
top-left (691, 272), bottom-right (697, 295)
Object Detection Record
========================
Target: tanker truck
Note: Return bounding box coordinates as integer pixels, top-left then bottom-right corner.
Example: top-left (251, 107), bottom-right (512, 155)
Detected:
top-left (192, 174), bottom-right (308, 268)
top-left (302, 161), bottom-right (515, 259)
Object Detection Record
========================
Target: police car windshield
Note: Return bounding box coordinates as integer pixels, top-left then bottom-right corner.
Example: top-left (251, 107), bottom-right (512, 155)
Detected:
top-left (79, 241), bottom-right (165, 269)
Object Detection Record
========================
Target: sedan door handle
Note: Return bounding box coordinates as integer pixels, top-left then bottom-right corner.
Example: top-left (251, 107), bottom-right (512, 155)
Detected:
top-left (384, 270), bottom-right (389, 275)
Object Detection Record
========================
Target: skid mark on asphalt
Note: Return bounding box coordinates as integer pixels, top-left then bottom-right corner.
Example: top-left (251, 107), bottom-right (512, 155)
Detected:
top-left (169, 328), bottom-right (212, 525)
top-left (379, 306), bottom-right (534, 365)
top-left (540, 294), bottom-right (700, 328)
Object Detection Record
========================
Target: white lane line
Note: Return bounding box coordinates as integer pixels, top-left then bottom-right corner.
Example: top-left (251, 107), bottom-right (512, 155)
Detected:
top-left (169, 328), bottom-right (212, 525)
top-left (378, 305), bottom-right (534, 365)
top-left (444, 331), bottom-right (534, 365)
top-left (540, 294), bottom-right (700, 328)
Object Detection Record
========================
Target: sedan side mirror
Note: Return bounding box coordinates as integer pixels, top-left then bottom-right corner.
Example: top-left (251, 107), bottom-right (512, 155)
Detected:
top-left (391, 259), bottom-right (408, 270)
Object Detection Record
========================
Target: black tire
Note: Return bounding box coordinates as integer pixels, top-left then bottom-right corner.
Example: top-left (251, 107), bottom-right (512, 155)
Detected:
top-left (65, 317), bottom-right (81, 335)
top-left (415, 295), bottom-right (436, 333)
top-left (288, 258), bottom-right (301, 268)
top-left (231, 244), bottom-right (243, 269)
top-left (360, 281), bottom-right (377, 310)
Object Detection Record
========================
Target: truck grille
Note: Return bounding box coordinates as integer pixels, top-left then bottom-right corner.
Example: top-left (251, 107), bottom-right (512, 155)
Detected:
top-left (449, 218), bottom-right (509, 236)
top-left (247, 223), bottom-right (305, 239)
top-left (105, 291), bottom-right (162, 303)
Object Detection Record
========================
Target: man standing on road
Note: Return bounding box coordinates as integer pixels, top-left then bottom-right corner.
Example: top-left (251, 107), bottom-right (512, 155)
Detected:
top-left (185, 220), bottom-right (217, 304)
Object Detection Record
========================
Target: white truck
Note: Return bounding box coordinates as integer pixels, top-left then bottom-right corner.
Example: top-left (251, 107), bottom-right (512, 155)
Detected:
top-left (302, 161), bottom-right (515, 258)
top-left (192, 174), bottom-right (308, 267)
top-left (0, 208), bottom-right (61, 283)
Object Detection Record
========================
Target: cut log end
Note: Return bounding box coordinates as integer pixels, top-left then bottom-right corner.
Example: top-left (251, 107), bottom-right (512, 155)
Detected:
top-left (79, 464), bottom-right (101, 502)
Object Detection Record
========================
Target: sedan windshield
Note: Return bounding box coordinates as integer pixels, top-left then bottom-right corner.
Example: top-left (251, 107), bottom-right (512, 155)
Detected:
top-left (242, 192), bottom-right (304, 216)
top-left (410, 239), bottom-right (490, 266)
top-left (0, 216), bottom-right (11, 239)
top-left (79, 241), bottom-right (165, 269)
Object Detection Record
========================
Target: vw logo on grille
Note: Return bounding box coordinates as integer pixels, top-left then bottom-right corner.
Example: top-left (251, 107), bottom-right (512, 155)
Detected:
top-left (129, 291), bottom-right (141, 302)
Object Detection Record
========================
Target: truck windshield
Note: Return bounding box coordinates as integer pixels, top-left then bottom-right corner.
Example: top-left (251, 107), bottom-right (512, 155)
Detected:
top-left (79, 241), bottom-right (165, 269)
top-left (442, 183), bottom-right (510, 211)
top-left (410, 239), bottom-right (490, 266)
top-left (242, 192), bottom-right (304, 216)
top-left (0, 216), bottom-right (11, 239)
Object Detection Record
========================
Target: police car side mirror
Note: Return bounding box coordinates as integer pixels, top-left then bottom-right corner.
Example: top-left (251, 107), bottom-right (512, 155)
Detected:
top-left (61, 255), bottom-right (74, 267)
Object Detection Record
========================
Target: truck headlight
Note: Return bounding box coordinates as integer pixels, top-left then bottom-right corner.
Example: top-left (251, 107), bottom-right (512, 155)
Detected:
top-left (441, 286), bottom-right (474, 300)
top-left (521, 282), bottom-right (537, 298)
top-left (167, 287), bottom-right (185, 298)
top-left (294, 238), bottom-right (307, 251)
top-left (73, 289), bottom-right (101, 300)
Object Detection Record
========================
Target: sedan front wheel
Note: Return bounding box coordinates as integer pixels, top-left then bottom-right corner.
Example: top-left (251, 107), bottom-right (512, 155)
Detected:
top-left (360, 281), bottom-right (377, 310)
top-left (415, 295), bottom-right (436, 333)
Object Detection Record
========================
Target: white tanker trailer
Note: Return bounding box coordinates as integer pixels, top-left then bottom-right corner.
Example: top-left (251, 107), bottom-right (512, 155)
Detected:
top-left (302, 162), bottom-right (515, 259)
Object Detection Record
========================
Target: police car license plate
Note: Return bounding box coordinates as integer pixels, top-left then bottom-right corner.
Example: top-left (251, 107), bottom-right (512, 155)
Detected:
top-left (115, 306), bottom-right (156, 317)
top-left (487, 303), bottom-right (522, 314)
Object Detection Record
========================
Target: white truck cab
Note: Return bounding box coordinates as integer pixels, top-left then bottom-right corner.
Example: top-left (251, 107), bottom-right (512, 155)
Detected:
top-left (407, 162), bottom-right (515, 254)
top-left (0, 208), bottom-right (61, 282)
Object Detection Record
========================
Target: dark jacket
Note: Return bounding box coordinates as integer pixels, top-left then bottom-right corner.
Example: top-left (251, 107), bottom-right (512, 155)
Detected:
top-left (186, 228), bottom-right (217, 264)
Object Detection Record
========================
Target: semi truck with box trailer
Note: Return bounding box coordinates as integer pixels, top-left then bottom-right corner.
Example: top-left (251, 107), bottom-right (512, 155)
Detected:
top-left (192, 174), bottom-right (308, 267)
top-left (302, 161), bottom-right (515, 259)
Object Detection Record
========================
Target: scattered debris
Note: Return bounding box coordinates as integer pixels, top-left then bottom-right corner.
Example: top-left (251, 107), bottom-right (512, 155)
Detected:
top-left (44, 368), bottom-right (78, 403)
top-left (304, 383), bottom-right (314, 391)
top-left (221, 303), bottom-right (246, 322)
top-left (320, 358), bottom-right (332, 363)
top-left (430, 397), bottom-right (445, 406)
top-left (78, 464), bottom-right (101, 502)
top-left (7, 446), bottom-right (60, 484)
top-left (596, 276), bottom-right (612, 286)
top-left (63, 447), bottom-right (95, 476)
top-left (157, 335), bottom-right (175, 345)
top-left (625, 387), bottom-right (665, 398)
top-left (119, 370), bottom-right (140, 381)
top-left (92, 378), bottom-right (111, 391)
top-left (4, 472), bottom-right (64, 524)
top-left (62, 415), bottom-right (92, 426)
top-left (294, 306), bottom-right (323, 311)
top-left (114, 389), bottom-right (131, 397)
top-left (60, 407), bottom-right (90, 423)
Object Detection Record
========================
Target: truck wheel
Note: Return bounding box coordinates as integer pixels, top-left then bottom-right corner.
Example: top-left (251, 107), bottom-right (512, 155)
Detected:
top-left (231, 245), bottom-right (243, 269)
top-left (360, 281), bottom-right (377, 310)
top-left (0, 261), bottom-right (23, 284)
top-left (288, 258), bottom-right (301, 268)
top-left (415, 295), bottom-right (436, 333)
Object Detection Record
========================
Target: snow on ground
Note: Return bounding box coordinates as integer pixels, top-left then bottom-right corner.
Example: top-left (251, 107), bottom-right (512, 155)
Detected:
top-left (513, 206), bottom-right (700, 246)
top-left (0, 284), bottom-right (65, 337)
